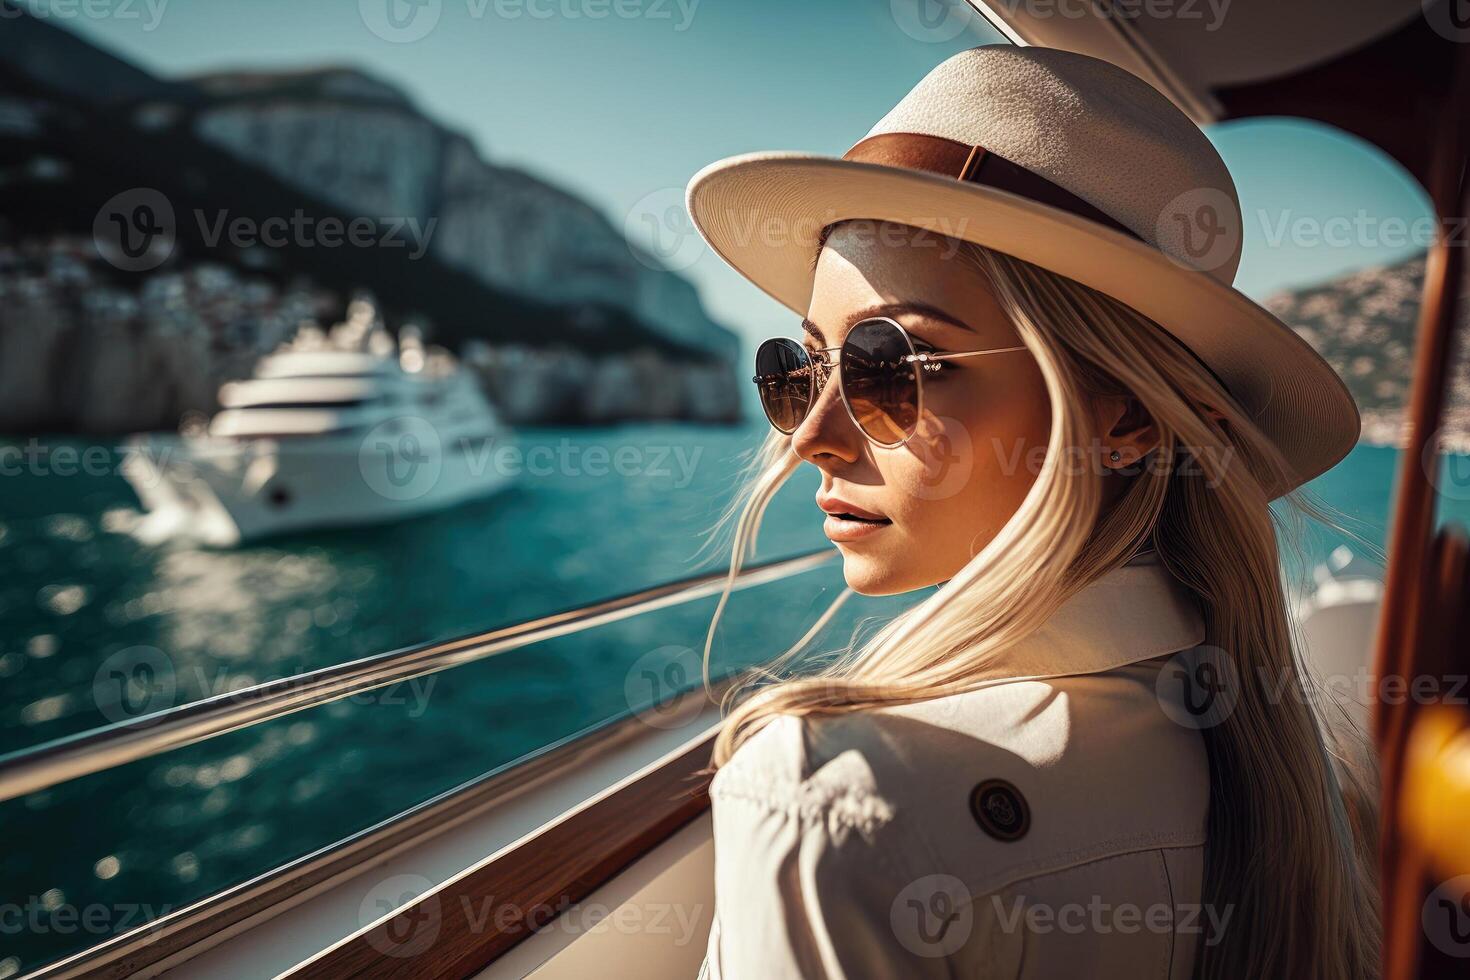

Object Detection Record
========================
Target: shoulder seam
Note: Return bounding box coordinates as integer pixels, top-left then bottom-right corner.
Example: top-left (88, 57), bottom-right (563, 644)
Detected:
top-left (712, 778), bottom-right (896, 836)
top-left (714, 714), bottom-right (897, 836)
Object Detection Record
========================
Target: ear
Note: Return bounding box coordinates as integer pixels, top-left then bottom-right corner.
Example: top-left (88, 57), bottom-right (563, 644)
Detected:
top-left (1094, 394), bottom-right (1159, 471)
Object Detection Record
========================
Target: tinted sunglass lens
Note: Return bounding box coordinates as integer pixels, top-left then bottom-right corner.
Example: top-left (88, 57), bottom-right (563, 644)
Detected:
top-left (753, 338), bottom-right (814, 433)
top-left (841, 319), bottom-right (919, 445)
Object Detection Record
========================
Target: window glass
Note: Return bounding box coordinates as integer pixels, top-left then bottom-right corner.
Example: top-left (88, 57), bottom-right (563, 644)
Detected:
top-left (0, 2), bottom-right (999, 972)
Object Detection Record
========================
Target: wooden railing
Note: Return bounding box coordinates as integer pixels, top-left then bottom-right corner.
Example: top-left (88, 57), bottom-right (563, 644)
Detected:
top-left (285, 726), bottom-right (720, 978)
top-left (1374, 23), bottom-right (1470, 979)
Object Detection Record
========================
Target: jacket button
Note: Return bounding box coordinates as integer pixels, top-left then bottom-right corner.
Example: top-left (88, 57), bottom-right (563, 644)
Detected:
top-left (970, 779), bottom-right (1030, 841)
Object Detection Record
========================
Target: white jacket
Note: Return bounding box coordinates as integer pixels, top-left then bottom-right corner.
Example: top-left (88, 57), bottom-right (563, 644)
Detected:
top-left (698, 555), bottom-right (1214, 979)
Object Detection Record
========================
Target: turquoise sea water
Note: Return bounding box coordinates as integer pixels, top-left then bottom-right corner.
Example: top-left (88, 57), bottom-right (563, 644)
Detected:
top-left (0, 424), bottom-right (1466, 972)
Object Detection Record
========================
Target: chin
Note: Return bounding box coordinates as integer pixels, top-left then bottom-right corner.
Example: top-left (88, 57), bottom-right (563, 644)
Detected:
top-left (838, 549), bottom-right (925, 596)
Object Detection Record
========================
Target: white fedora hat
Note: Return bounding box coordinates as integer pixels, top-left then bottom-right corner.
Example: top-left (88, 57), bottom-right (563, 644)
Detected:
top-left (686, 45), bottom-right (1359, 496)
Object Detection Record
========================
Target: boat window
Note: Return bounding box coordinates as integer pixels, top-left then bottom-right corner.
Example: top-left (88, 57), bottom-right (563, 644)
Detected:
top-left (1220, 117), bottom-right (1466, 766)
top-left (0, 7), bottom-right (1002, 974)
top-left (1211, 118), bottom-right (1466, 581)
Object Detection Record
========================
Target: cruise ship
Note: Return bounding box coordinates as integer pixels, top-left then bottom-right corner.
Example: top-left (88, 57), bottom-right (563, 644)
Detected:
top-left (124, 302), bottom-right (513, 546)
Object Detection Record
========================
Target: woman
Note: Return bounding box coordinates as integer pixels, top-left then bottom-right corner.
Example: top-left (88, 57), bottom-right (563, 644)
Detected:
top-left (687, 46), bottom-right (1379, 979)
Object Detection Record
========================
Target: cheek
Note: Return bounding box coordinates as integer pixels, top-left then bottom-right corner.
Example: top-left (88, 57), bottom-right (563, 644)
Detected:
top-left (889, 368), bottom-right (1052, 537)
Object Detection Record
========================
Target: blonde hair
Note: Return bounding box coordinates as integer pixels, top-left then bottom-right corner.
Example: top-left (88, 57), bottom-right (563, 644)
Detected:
top-left (702, 238), bottom-right (1380, 979)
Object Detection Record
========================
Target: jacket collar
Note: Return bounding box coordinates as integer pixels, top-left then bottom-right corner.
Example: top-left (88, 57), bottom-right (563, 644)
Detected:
top-left (986, 551), bottom-right (1206, 683)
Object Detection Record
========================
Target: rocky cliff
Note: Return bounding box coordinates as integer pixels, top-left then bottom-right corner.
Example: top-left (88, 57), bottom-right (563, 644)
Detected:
top-left (187, 68), bottom-right (736, 364)
top-left (1264, 253), bottom-right (1470, 451)
top-left (0, 17), bottom-right (742, 434)
top-left (0, 239), bottom-right (322, 433)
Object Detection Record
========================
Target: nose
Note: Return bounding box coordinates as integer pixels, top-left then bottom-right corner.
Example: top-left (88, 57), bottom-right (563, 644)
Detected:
top-left (791, 363), bottom-right (864, 467)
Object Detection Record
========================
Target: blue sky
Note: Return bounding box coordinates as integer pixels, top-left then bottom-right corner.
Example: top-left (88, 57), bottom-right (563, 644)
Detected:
top-left (61, 0), bottom-right (1433, 349)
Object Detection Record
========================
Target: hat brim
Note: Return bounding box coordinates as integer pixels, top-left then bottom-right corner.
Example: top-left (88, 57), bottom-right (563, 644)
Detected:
top-left (686, 151), bottom-right (1360, 497)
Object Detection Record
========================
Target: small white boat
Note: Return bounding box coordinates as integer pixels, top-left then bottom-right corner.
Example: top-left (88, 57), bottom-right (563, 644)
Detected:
top-left (1296, 545), bottom-right (1384, 730)
top-left (123, 304), bottom-right (514, 546)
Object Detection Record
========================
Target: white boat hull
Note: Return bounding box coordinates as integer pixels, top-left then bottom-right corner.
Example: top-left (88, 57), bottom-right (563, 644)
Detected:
top-left (123, 425), bottom-right (514, 546)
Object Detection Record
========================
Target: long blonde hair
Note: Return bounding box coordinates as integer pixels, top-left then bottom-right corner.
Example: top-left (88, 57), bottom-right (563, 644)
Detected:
top-left (702, 237), bottom-right (1380, 979)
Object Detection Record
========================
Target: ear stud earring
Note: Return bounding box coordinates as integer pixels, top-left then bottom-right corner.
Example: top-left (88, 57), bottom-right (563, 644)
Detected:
top-left (1109, 450), bottom-right (1122, 462)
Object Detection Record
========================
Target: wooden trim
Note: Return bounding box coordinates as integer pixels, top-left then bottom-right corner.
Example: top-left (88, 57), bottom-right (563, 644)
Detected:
top-left (23, 689), bottom-right (718, 980)
top-left (1372, 25), bottom-right (1469, 764)
top-left (1374, 33), bottom-right (1470, 979)
top-left (1402, 709), bottom-right (1470, 881)
top-left (1385, 528), bottom-right (1470, 980)
top-left (1398, 704), bottom-right (1470, 980)
top-left (285, 727), bottom-right (718, 979)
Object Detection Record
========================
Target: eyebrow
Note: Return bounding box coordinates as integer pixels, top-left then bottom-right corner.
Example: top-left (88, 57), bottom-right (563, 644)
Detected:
top-left (800, 302), bottom-right (975, 346)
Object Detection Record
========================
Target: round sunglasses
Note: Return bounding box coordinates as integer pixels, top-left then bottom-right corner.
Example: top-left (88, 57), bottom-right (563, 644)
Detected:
top-left (752, 316), bottom-right (1027, 448)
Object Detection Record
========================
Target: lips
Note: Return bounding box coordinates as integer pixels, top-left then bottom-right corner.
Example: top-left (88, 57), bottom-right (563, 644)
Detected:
top-left (817, 492), bottom-right (892, 542)
top-left (816, 493), bottom-right (889, 522)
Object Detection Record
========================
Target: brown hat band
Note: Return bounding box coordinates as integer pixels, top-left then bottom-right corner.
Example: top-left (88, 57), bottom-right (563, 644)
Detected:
top-left (843, 132), bottom-right (1143, 243)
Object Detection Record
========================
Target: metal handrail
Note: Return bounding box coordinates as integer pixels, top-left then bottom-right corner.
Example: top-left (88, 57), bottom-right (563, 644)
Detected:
top-left (0, 548), bottom-right (835, 803)
top-left (22, 681), bottom-right (727, 980)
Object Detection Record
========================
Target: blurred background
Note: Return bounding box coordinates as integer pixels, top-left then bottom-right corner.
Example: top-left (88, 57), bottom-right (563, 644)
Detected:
top-left (0, 0), bottom-right (1467, 974)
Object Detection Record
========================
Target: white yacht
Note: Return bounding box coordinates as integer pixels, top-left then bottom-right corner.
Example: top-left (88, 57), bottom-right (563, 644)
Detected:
top-left (124, 304), bottom-right (513, 546)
